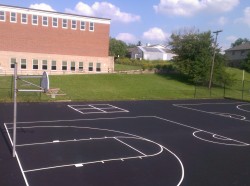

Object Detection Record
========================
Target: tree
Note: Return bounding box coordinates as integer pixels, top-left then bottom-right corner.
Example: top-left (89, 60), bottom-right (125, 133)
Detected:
top-left (109, 37), bottom-right (128, 58)
top-left (240, 52), bottom-right (250, 72)
top-left (169, 28), bottom-right (229, 84)
top-left (231, 38), bottom-right (250, 47)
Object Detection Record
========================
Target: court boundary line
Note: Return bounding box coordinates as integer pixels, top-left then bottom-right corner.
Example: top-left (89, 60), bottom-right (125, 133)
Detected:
top-left (4, 123), bottom-right (30, 186)
top-left (173, 102), bottom-right (250, 122)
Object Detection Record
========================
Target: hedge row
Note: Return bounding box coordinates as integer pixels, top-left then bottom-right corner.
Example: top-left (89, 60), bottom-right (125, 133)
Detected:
top-left (115, 58), bottom-right (177, 72)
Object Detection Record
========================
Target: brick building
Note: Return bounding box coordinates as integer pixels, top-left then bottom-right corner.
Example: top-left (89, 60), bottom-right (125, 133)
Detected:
top-left (0, 4), bottom-right (114, 75)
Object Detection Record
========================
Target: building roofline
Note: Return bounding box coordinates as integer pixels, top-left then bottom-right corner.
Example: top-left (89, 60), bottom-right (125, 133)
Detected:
top-left (0, 4), bottom-right (111, 22)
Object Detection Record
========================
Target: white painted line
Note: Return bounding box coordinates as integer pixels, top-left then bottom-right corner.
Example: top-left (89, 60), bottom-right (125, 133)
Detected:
top-left (4, 123), bottom-right (30, 186)
top-left (75, 164), bottom-right (83, 167)
top-left (193, 131), bottom-right (249, 146)
top-left (114, 137), bottom-right (146, 156)
top-left (53, 140), bottom-right (60, 143)
top-left (89, 105), bottom-right (107, 113)
top-left (237, 104), bottom-right (250, 113)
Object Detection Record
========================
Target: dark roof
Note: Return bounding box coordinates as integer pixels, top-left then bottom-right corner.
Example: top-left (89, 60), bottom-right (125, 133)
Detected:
top-left (225, 42), bottom-right (250, 51)
top-left (0, 4), bottom-right (111, 21)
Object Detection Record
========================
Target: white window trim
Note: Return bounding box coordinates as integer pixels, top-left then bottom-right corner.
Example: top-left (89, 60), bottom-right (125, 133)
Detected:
top-left (42, 16), bottom-right (48, 27)
top-left (0, 11), bottom-right (5, 22)
top-left (32, 59), bottom-right (39, 70)
top-left (80, 21), bottom-right (85, 31)
top-left (21, 13), bottom-right (28, 24)
top-left (71, 20), bottom-right (77, 30)
top-left (89, 22), bottom-right (94, 32)
top-left (32, 15), bottom-right (38, 25)
top-left (62, 61), bottom-right (67, 70)
top-left (52, 17), bottom-right (58, 28)
top-left (42, 60), bottom-right (48, 70)
top-left (51, 60), bottom-right (57, 71)
top-left (10, 12), bottom-right (17, 23)
top-left (62, 19), bottom-right (68, 29)
top-left (20, 59), bottom-right (27, 69)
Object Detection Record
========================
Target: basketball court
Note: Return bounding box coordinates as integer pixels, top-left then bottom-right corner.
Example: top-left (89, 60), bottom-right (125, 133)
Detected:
top-left (1, 99), bottom-right (250, 185)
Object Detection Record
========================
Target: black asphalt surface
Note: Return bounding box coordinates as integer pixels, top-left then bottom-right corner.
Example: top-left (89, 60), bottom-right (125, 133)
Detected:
top-left (1, 99), bottom-right (250, 186)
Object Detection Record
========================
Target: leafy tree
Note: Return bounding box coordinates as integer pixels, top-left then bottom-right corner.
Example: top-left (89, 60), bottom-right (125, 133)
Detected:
top-left (231, 38), bottom-right (250, 47)
top-left (109, 37), bottom-right (128, 58)
top-left (240, 52), bottom-right (250, 72)
top-left (169, 28), bottom-right (229, 84)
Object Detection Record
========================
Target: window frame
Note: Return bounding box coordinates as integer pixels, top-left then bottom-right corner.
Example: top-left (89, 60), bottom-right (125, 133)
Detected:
top-left (71, 20), bottom-right (77, 30)
top-left (10, 12), bottom-right (17, 23)
top-left (52, 17), bottom-right (58, 27)
top-left (51, 60), bottom-right (57, 70)
top-left (89, 22), bottom-right (94, 32)
top-left (62, 19), bottom-right (68, 29)
top-left (62, 61), bottom-right (67, 71)
top-left (71, 61), bottom-right (76, 71)
top-left (21, 13), bottom-right (28, 24)
top-left (32, 59), bottom-right (39, 70)
top-left (42, 16), bottom-right (48, 26)
top-left (10, 58), bottom-right (16, 69)
top-left (21, 59), bottom-right (27, 69)
top-left (42, 60), bottom-right (48, 70)
top-left (32, 15), bottom-right (38, 25)
top-left (80, 21), bottom-right (85, 30)
top-left (79, 62), bottom-right (83, 71)
top-left (88, 62), bottom-right (93, 71)
top-left (96, 63), bottom-right (101, 72)
top-left (0, 11), bottom-right (5, 22)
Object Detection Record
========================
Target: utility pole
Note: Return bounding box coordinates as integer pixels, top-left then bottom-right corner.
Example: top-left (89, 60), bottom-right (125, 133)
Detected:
top-left (208, 30), bottom-right (223, 89)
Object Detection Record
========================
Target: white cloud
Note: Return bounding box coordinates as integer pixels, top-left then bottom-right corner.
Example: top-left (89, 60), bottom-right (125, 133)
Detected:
top-left (235, 7), bottom-right (250, 26)
top-left (226, 35), bottom-right (238, 43)
top-left (116, 33), bottom-right (137, 43)
top-left (217, 16), bottom-right (228, 26)
top-left (29, 3), bottom-right (56, 11)
top-left (154, 0), bottom-right (239, 17)
top-left (66, 1), bottom-right (140, 23)
top-left (142, 27), bottom-right (170, 42)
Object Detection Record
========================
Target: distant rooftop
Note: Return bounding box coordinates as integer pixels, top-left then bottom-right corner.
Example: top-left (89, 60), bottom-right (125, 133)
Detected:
top-left (226, 42), bottom-right (250, 51)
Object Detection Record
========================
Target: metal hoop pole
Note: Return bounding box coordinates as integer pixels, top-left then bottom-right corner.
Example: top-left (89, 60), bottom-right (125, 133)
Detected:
top-left (13, 62), bottom-right (17, 158)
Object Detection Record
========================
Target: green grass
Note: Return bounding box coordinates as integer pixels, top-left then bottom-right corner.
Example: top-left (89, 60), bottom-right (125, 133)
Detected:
top-left (1, 67), bottom-right (250, 102)
top-left (114, 64), bottom-right (142, 71)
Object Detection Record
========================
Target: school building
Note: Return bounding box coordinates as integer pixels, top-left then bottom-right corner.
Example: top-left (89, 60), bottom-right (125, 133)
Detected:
top-left (0, 4), bottom-right (114, 75)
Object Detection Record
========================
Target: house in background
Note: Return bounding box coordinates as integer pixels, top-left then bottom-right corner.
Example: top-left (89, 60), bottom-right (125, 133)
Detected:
top-left (225, 42), bottom-right (250, 67)
top-left (129, 44), bottom-right (176, 61)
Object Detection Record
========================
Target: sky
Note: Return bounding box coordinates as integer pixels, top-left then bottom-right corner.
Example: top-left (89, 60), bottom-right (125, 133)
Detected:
top-left (1, 0), bottom-right (250, 51)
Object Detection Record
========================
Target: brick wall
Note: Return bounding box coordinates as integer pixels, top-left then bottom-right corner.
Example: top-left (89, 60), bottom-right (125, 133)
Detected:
top-left (0, 11), bottom-right (110, 57)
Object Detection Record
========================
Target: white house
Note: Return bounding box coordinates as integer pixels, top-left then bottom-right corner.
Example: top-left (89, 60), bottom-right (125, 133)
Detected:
top-left (130, 44), bottom-right (176, 61)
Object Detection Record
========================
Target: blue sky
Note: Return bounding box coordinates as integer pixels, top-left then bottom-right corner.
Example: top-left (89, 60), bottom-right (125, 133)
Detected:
top-left (1, 0), bottom-right (250, 51)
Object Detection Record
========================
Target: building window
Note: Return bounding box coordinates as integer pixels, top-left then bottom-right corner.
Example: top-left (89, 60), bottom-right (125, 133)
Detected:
top-left (89, 22), bottom-right (94, 31)
top-left (88, 62), bottom-right (93, 71)
top-left (232, 51), bottom-right (235, 55)
top-left (10, 58), bottom-right (16, 68)
top-left (52, 17), bottom-right (58, 27)
top-left (42, 16), bottom-right (48, 26)
top-left (62, 19), bottom-right (67, 28)
top-left (80, 21), bottom-right (85, 30)
top-left (62, 61), bottom-right (67, 70)
top-left (42, 60), bottom-right (47, 70)
top-left (0, 11), bottom-right (5, 21)
top-left (21, 59), bottom-right (27, 69)
top-left (51, 60), bottom-right (57, 70)
top-left (21, 14), bottom-right (27, 24)
top-left (71, 20), bottom-right (77, 30)
top-left (10, 12), bottom-right (17, 23)
top-left (71, 61), bottom-right (75, 71)
top-left (33, 59), bottom-right (39, 69)
top-left (96, 63), bottom-right (101, 72)
top-left (79, 62), bottom-right (83, 71)
top-left (32, 15), bottom-right (38, 25)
